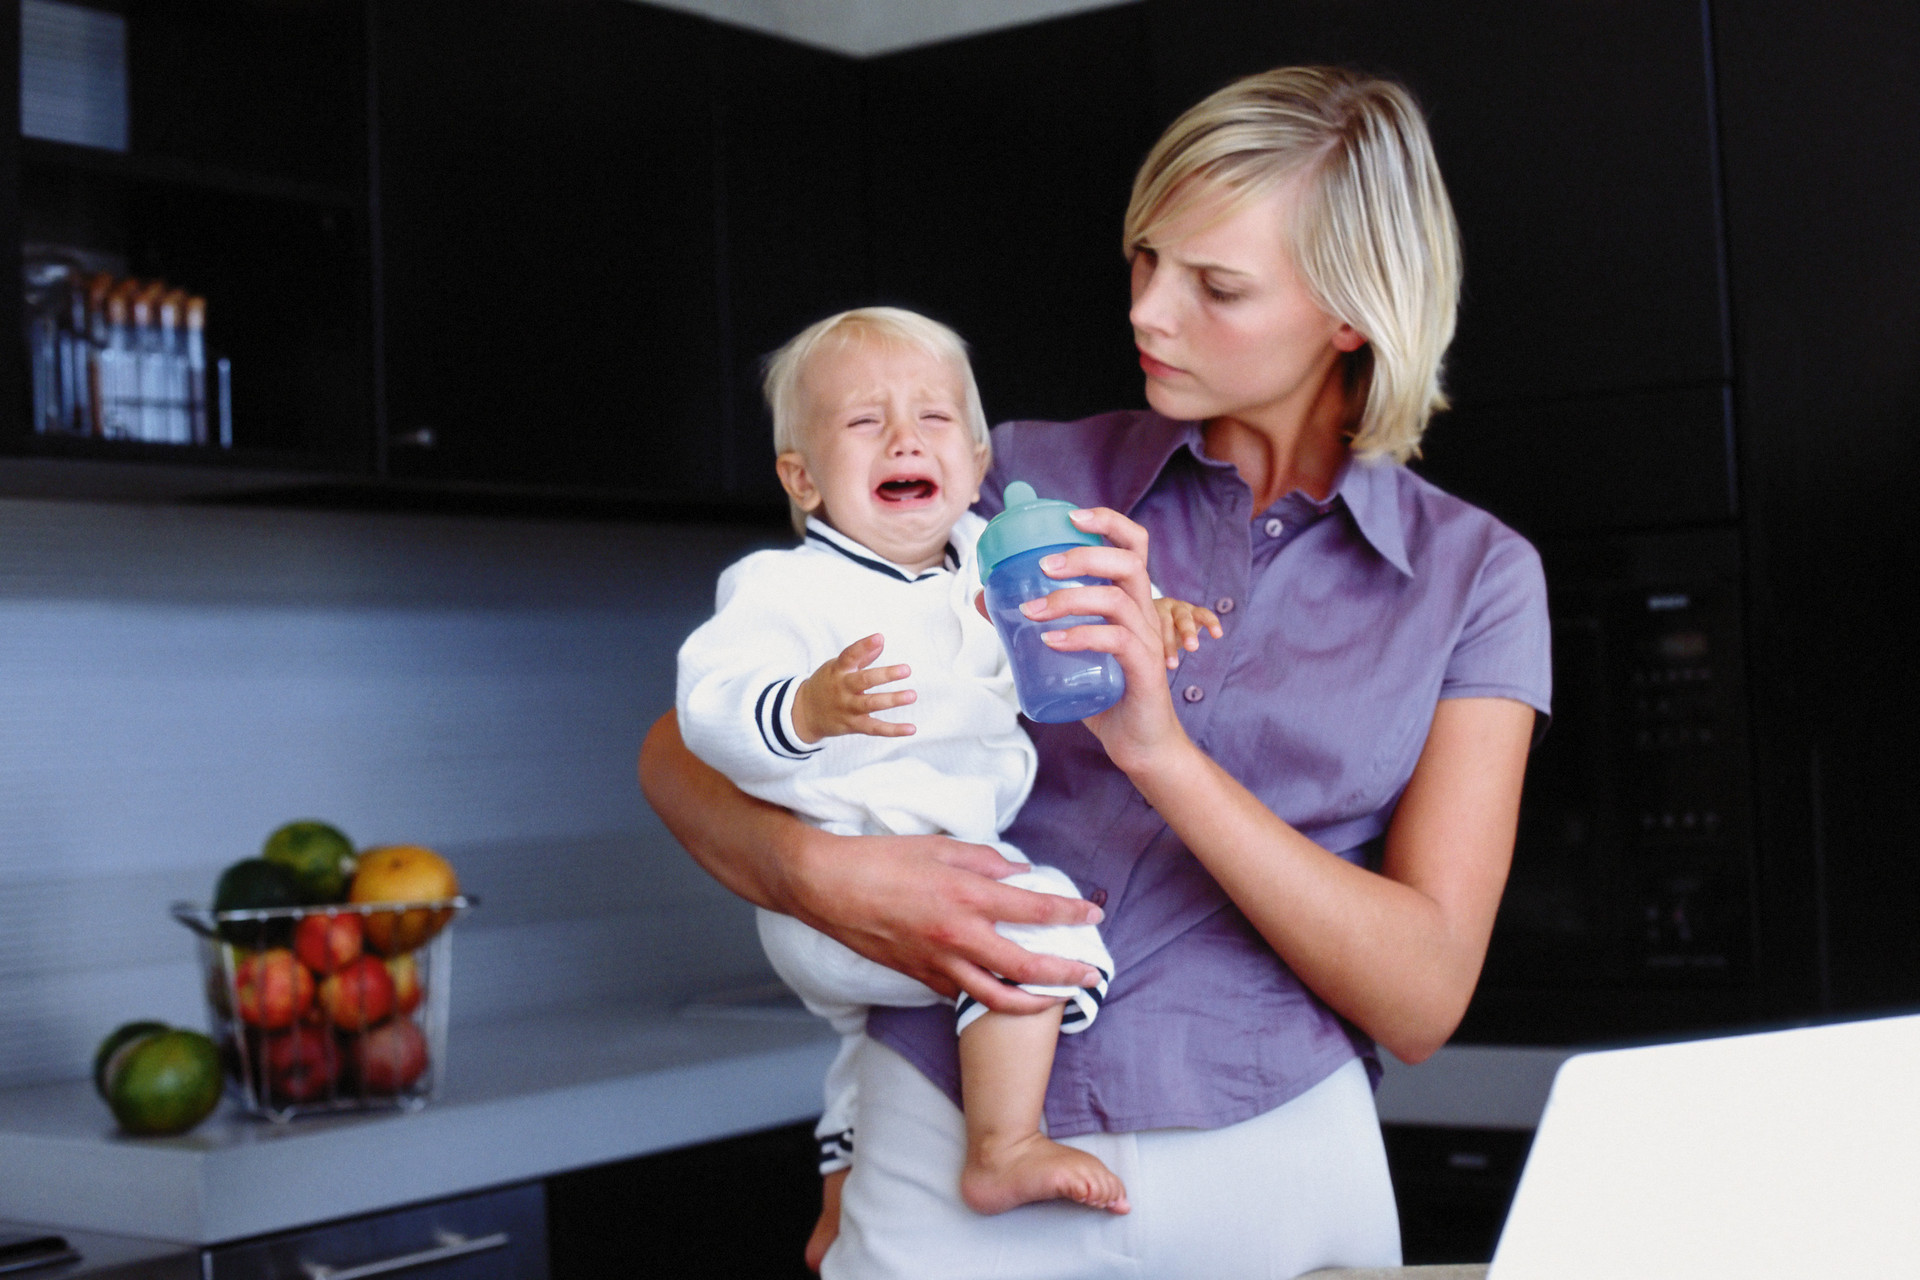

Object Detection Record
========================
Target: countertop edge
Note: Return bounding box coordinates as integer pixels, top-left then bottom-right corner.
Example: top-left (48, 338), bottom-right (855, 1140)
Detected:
top-left (0, 1013), bottom-right (836, 1244)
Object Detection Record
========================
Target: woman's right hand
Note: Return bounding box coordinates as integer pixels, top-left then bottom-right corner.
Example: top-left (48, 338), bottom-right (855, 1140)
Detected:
top-left (785, 825), bottom-right (1105, 1008)
top-left (1018, 506), bottom-right (1196, 776)
top-left (639, 711), bottom-right (1102, 1012)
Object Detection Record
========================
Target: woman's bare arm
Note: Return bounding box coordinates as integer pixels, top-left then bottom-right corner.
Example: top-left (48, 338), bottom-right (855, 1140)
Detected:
top-left (1031, 508), bottom-right (1531, 1063)
top-left (639, 710), bottom-right (1104, 1011)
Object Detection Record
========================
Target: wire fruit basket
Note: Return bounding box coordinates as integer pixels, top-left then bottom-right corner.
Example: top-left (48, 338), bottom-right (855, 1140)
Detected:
top-left (171, 897), bottom-right (475, 1122)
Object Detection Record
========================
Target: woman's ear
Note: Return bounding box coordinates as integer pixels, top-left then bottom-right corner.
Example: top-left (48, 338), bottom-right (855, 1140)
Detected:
top-left (1333, 323), bottom-right (1368, 354)
top-left (776, 452), bottom-right (823, 513)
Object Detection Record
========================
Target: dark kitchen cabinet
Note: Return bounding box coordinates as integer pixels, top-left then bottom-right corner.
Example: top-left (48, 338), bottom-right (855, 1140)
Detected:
top-left (1143, 0), bottom-right (1738, 544)
top-left (862, 5), bottom-right (1158, 429)
top-left (374, 0), bottom-right (726, 499)
top-left (3, 0), bottom-right (375, 477)
top-left (712, 26), bottom-right (866, 510)
top-left (1146, 0), bottom-right (1731, 413)
top-left (205, 1182), bottom-right (548, 1280)
top-left (546, 1121), bottom-right (820, 1280)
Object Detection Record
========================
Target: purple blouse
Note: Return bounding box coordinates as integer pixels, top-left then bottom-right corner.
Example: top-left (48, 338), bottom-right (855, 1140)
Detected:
top-left (866, 411), bottom-right (1552, 1138)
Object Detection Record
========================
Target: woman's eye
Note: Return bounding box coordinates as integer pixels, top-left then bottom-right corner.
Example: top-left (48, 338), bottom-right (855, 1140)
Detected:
top-left (1203, 282), bottom-right (1242, 304)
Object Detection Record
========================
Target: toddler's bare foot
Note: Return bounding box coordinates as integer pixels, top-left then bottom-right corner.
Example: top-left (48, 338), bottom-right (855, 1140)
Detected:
top-left (960, 1133), bottom-right (1130, 1216)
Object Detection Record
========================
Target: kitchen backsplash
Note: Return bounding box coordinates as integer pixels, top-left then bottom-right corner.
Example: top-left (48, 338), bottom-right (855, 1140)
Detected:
top-left (0, 496), bottom-right (786, 1089)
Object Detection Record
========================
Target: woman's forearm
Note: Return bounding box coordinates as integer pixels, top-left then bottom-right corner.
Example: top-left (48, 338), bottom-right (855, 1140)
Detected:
top-left (639, 709), bottom-right (812, 915)
top-left (638, 710), bottom-right (1106, 1007)
top-left (1125, 698), bottom-right (1533, 1063)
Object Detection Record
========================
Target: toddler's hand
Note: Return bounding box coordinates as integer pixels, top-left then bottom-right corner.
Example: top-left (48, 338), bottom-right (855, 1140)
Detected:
top-left (1153, 598), bottom-right (1222, 669)
top-left (792, 633), bottom-right (917, 742)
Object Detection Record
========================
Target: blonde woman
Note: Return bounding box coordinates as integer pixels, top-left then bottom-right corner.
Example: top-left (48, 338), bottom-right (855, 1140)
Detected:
top-left (642, 66), bottom-right (1549, 1277)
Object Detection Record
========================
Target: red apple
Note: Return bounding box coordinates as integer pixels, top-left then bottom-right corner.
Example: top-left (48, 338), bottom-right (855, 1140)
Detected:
top-left (385, 953), bottom-right (424, 1017)
top-left (351, 1018), bottom-right (429, 1094)
top-left (256, 1025), bottom-right (339, 1104)
top-left (293, 912), bottom-right (364, 976)
top-left (234, 949), bottom-right (314, 1029)
top-left (317, 955), bottom-right (394, 1031)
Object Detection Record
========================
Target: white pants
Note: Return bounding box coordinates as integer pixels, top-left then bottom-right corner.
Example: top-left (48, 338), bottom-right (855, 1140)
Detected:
top-left (825, 1040), bottom-right (1401, 1280)
top-left (758, 844), bottom-right (1114, 1172)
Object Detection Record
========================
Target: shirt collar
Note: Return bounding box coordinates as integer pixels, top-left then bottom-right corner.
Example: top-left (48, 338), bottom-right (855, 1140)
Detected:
top-left (1331, 453), bottom-right (1414, 577)
top-left (1123, 416), bottom-right (1413, 578)
top-left (803, 516), bottom-right (958, 584)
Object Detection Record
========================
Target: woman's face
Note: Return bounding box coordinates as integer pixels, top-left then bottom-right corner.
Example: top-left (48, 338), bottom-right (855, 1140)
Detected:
top-left (1128, 177), bottom-right (1365, 430)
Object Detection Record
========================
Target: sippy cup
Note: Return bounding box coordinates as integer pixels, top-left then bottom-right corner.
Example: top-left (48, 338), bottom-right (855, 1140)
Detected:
top-left (976, 481), bottom-right (1126, 723)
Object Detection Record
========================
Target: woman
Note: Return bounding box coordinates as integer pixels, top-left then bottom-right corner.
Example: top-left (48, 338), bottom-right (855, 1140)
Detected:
top-left (641, 66), bottom-right (1549, 1277)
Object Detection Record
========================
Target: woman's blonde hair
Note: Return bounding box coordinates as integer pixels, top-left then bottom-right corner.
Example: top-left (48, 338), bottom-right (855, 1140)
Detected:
top-left (1124, 66), bottom-right (1461, 462)
top-left (762, 307), bottom-right (991, 534)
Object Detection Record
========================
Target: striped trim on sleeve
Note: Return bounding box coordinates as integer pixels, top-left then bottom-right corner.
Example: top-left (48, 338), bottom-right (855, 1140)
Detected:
top-left (755, 676), bottom-right (822, 761)
top-left (818, 1127), bottom-right (854, 1174)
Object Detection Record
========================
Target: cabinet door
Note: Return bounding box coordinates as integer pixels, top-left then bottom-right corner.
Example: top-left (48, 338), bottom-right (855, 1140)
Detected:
top-left (714, 27), bottom-right (865, 511)
top-left (547, 1122), bottom-right (819, 1280)
top-left (1146, 0), bottom-right (1731, 409)
top-left (861, 6), bottom-right (1159, 428)
top-left (209, 1182), bottom-right (547, 1280)
top-left (376, 0), bottom-right (725, 498)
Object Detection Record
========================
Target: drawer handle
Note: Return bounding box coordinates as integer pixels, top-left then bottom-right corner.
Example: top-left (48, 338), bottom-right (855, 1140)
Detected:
top-left (301, 1230), bottom-right (509, 1280)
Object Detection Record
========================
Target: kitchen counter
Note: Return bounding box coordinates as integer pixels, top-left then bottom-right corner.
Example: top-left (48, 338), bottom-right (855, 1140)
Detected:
top-left (0, 1002), bottom-right (835, 1245)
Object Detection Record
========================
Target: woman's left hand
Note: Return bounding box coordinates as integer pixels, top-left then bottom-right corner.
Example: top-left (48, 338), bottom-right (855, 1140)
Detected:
top-left (1023, 506), bottom-right (1191, 773)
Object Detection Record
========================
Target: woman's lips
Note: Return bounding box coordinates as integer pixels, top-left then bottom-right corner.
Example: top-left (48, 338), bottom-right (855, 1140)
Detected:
top-left (1138, 349), bottom-right (1182, 378)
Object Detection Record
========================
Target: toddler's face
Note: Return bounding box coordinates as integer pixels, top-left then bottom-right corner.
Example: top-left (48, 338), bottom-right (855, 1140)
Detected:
top-left (778, 340), bottom-right (986, 574)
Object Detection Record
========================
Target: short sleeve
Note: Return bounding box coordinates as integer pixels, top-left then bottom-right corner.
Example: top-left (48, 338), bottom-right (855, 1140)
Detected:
top-left (1440, 533), bottom-right (1553, 731)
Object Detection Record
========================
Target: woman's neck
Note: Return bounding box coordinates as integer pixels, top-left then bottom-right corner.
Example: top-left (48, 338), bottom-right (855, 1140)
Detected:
top-left (1200, 365), bottom-right (1352, 512)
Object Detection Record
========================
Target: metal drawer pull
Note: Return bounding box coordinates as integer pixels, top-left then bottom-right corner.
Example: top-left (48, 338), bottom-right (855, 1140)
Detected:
top-left (301, 1230), bottom-right (509, 1280)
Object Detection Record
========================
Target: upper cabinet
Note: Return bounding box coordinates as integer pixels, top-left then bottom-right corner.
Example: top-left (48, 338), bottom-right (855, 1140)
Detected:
top-left (1148, 0), bottom-right (1732, 410)
top-left (4, 0), bottom-right (374, 476)
top-left (5, 0), bottom-right (1741, 529)
top-left (1145, 0), bottom-right (1737, 538)
top-left (375, 0), bottom-right (729, 501)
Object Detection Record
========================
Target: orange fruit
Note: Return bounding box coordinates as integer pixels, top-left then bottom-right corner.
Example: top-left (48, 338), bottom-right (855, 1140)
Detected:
top-left (349, 845), bottom-right (459, 954)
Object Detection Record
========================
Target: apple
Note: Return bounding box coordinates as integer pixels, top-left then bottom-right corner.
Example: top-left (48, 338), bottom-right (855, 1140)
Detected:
top-left (293, 912), bottom-right (364, 976)
top-left (234, 949), bottom-right (314, 1029)
top-left (386, 953), bottom-right (424, 1017)
top-left (317, 955), bottom-right (394, 1031)
top-left (351, 1018), bottom-right (429, 1094)
top-left (256, 1025), bottom-right (338, 1104)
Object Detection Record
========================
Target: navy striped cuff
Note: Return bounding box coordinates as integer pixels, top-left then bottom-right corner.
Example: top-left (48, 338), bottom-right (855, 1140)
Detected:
top-left (755, 676), bottom-right (822, 761)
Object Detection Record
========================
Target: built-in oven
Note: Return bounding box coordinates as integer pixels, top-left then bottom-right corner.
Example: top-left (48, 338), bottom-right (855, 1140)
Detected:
top-left (1462, 526), bottom-right (1762, 1044)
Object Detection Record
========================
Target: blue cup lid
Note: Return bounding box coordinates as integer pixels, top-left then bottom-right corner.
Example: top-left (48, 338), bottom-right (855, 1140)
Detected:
top-left (975, 480), bottom-right (1101, 576)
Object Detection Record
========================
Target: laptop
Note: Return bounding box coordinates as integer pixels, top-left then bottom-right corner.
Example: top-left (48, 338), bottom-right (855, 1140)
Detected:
top-left (1488, 1012), bottom-right (1920, 1279)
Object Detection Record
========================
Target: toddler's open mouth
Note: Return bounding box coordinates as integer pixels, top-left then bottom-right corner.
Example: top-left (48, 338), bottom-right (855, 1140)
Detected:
top-left (877, 478), bottom-right (937, 502)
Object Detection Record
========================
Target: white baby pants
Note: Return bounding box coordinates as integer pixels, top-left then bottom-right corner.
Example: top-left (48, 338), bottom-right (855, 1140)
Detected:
top-left (757, 841), bottom-right (1114, 1173)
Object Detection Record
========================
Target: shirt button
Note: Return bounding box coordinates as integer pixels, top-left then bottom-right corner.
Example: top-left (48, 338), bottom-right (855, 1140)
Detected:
top-left (1214, 596), bottom-right (1235, 614)
top-left (1088, 888), bottom-right (1108, 908)
top-left (1182, 685), bottom-right (1205, 703)
top-left (1263, 517), bottom-right (1285, 537)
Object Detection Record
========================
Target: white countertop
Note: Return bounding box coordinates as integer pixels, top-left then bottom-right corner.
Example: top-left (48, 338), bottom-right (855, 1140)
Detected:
top-left (0, 1002), bottom-right (836, 1245)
